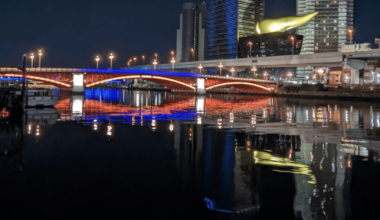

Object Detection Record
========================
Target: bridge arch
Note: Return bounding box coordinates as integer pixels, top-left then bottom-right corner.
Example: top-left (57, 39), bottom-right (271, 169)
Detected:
top-left (85, 75), bottom-right (196, 90)
top-left (0, 74), bottom-right (71, 87)
top-left (206, 82), bottom-right (272, 92)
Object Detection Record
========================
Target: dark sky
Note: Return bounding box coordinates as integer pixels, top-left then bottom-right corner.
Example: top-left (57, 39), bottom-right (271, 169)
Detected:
top-left (0, 0), bottom-right (379, 68)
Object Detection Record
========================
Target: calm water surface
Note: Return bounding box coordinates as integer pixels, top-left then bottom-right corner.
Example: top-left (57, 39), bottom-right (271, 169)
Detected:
top-left (1, 88), bottom-right (380, 220)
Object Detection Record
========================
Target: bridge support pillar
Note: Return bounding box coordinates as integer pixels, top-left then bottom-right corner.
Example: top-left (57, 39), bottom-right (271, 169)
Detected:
top-left (345, 58), bottom-right (368, 84)
top-left (197, 78), bottom-right (206, 94)
top-left (72, 73), bottom-right (85, 93)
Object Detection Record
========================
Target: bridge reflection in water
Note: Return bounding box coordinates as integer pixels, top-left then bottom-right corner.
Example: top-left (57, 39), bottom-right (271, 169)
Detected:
top-left (1, 89), bottom-right (380, 219)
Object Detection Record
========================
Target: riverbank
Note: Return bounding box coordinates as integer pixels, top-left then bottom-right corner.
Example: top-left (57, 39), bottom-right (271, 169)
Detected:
top-left (275, 84), bottom-right (380, 101)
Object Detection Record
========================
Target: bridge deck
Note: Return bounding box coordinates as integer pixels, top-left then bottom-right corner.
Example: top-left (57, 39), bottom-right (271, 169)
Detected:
top-left (0, 67), bottom-right (277, 84)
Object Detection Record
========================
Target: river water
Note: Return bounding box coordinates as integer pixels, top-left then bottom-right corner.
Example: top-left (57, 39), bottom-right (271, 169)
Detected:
top-left (1, 88), bottom-right (380, 220)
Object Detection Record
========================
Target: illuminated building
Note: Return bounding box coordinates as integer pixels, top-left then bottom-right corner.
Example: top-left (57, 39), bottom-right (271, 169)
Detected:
top-left (176, 2), bottom-right (208, 62)
top-left (207, 0), bottom-right (265, 60)
top-left (296, 0), bottom-right (354, 78)
top-left (239, 33), bottom-right (303, 57)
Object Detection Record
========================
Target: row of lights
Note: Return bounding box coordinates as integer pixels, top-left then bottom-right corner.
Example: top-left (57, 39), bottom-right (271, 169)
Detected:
top-left (97, 52), bottom-right (165, 69)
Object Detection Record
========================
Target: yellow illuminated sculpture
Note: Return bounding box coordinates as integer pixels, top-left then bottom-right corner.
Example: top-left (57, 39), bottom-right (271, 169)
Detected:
top-left (256, 12), bottom-right (318, 35)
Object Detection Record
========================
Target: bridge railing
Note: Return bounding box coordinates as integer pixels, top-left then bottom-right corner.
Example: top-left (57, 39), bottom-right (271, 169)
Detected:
top-left (203, 74), bottom-right (277, 84)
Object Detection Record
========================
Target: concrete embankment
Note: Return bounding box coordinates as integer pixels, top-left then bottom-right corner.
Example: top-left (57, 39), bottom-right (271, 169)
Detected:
top-left (275, 84), bottom-right (380, 101)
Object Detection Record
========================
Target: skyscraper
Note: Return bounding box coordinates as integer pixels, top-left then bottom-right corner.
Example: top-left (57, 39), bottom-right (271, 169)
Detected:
top-left (207, 0), bottom-right (265, 60)
top-left (296, 0), bottom-right (354, 54)
top-left (176, 2), bottom-right (208, 62)
top-left (296, 0), bottom-right (353, 78)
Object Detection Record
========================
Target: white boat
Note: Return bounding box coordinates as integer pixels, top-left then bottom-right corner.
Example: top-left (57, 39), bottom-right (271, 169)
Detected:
top-left (23, 89), bottom-right (59, 107)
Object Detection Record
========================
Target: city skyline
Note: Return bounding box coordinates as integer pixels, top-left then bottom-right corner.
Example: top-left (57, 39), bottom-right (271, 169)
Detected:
top-left (0, 0), bottom-right (379, 68)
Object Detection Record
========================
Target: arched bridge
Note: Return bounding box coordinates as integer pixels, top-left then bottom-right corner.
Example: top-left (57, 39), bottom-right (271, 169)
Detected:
top-left (0, 68), bottom-right (277, 94)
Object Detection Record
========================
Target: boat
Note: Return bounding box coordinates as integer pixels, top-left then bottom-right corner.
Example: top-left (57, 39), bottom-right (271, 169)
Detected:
top-left (16, 89), bottom-right (59, 107)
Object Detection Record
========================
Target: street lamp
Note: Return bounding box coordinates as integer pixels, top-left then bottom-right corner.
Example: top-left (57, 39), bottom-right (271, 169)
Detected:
top-left (291, 37), bottom-right (295, 55)
top-left (155, 53), bottom-right (158, 61)
top-left (171, 51), bottom-right (174, 59)
top-left (264, 72), bottom-right (268, 80)
top-left (318, 68), bottom-right (324, 81)
top-left (218, 63), bottom-right (224, 76)
top-left (252, 66), bottom-right (257, 78)
top-left (287, 72), bottom-right (293, 80)
top-left (198, 64), bottom-right (203, 74)
top-left (348, 29), bottom-right (353, 45)
top-left (109, 53), bottom-right (114, 69)
top-left (142, 55), bottom-right (145, 65)
top-left (171, 58), bottom-right (176, 71)
top-left (191, 48), bottom-right (195, 61)
top-left (30, 53), bottom-right (34, 68)
top-left (38, 50), bottom-right (42, 68)
top-left (230, 67), bottom-right (235, 77)
top-left (248, 42), bottom-right (253, 58)
top-left (95, 56), bottom-right (100, 68)
top-left (133, 57), bottom-right (137, 66)
top-left (153, 60), bottom-right (158, 70)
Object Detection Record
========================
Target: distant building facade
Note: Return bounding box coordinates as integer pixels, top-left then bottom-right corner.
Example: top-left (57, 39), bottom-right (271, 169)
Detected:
top-left (238, 33), bottom-right (303, 58)
top-left (207, 0), bottom-right (265, 60)
top-left (176, 2), bottom-right (208, 62)
top-left (296, 0), bottom-right (354, 78)
top-left (296, 0), bottom-right (354, 54)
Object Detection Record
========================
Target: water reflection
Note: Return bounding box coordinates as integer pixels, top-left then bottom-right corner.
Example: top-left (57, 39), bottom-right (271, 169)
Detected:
top-left (1, 88), bottom-right (380, 219)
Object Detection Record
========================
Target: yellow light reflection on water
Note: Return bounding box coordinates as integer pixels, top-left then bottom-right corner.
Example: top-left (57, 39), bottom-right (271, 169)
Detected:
top-left (253, 151), bottom-right (316, 184)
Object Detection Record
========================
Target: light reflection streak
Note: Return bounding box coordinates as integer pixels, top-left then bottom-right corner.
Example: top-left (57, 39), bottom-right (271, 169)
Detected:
top-left (253, 151), bottom-right (316, 184)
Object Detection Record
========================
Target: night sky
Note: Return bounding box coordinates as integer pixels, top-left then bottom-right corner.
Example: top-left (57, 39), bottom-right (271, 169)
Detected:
top-left (0, 0), bottom-right (379, 68)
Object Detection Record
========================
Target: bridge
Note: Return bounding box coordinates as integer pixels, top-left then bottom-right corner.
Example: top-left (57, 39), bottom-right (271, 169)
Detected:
top-left (0, 68), bottom-right (277, 94)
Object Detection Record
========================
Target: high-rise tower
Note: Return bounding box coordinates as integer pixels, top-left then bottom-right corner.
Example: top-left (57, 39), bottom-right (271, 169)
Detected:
top-left (296, 0), bottom-right (354, 79)
top-left (207, 0), bottom-right (265, 60)
top-left (176, 2), bottom-right (208, 62)
top-left (296, 0), bottom-right (354, 54)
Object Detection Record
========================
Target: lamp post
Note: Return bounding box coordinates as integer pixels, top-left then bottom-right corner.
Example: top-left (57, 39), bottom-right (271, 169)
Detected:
top-left (287, 72), bottom-right (293, 80)
top-left (38, 50), bottom-right (42, 68)
top-left (153, 60), bottom-right (158, 70)
top-left (133, 57), bottom-right (137, 66)
top-left (109, 53), bottom-right (114, 69)
top-left (248, 42), bottom-right (253, 58)
top-left (264, 72), bottom-right (268, 80)
top-left (95, 56), bottom-right (100, 68)
top-left (198, 64), bottom-right (203, 74)
top-left (171, 58), bottom-right (176, 71)
top-left (142, 55), bottom-right (145, 65)
top-left (30, 53), bottom-right (34, 68)
top-left (155, 53), bottom-right (158, 61)
top-left (218, 63), bottom-right (224, 76)
top-left (171, 51), bottom-right (174, 59)
top-left (191, 48), bottom-right (195, 61)
top-left (230, 67), bottom-right (235, 77)
top-left (128, 59), bottom-right (132, 67)
top-left (252, 66), bottom-right (257, 78)
top-left (318, 68), bottom-right (324, 82)
top-left (348, 29), bottom-right (353, 45)
top-left (291, 37), bottom-right (295, 55)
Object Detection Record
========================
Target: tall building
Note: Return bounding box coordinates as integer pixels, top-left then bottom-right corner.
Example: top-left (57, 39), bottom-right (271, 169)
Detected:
top-left (176, 2), bottom-right (208, 62)
top-left (296, 0), bottom-right (354, 54)
top-left (207, 0), bottom-right (265, 60)
top-left (296, 0), bottom-right (354, 78)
